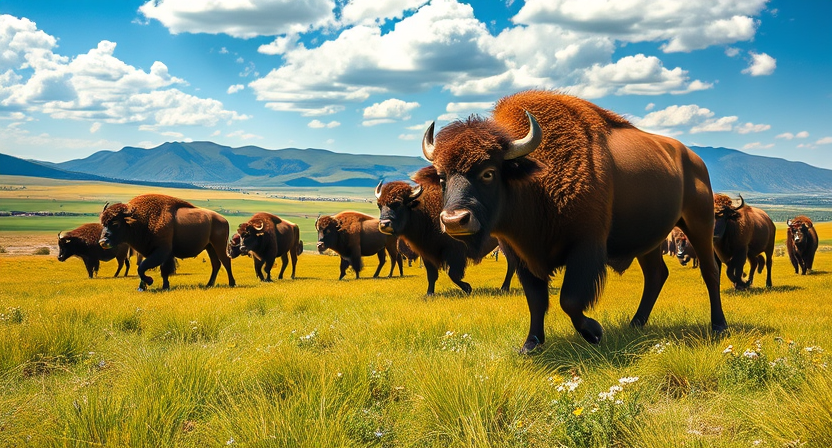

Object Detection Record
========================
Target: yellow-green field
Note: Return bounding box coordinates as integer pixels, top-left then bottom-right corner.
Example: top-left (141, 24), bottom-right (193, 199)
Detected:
top-left (1, 177), bottom-right (831, 447)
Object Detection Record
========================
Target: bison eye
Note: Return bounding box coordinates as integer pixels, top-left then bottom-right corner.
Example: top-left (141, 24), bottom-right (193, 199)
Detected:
top-left (480, 168), bottom-right (496, 184)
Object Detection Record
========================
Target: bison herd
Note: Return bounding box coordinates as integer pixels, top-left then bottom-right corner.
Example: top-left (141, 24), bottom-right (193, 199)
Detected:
top-left (53, 90), bottom-right (822, 351)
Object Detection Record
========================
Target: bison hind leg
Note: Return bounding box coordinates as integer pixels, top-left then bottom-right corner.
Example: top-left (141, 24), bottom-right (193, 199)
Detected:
top-left (630, 248), bottom-right (669, 328)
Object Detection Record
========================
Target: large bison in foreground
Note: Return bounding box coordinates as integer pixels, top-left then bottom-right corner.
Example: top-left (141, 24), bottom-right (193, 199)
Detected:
top-left (375, 167), bottom-right (516, 295)
top-left (229, 213), bottom-right (302, 281)
top-left (713, 194), bottom-right (775, 290)
top-left (786, 215), bottom-right (818, 275)
top-left (316, 211), bottom-right (402, 280)
top-left (58, 223), bottom-right (132, 278)
top-left (421, 90), bottom-right (726, 352)
top-left (99, 194), bottom-right (235, 291)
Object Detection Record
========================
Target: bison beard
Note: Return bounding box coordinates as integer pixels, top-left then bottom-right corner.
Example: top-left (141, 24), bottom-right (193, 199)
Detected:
top-left (422, 90), bottom-right (727, 352)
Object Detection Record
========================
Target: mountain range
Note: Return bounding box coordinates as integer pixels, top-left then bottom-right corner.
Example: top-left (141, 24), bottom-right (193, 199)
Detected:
top-left (2, 141), bottom-right (831, 193)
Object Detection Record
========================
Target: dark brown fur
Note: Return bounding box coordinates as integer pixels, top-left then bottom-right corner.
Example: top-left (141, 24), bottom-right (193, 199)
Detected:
top-left (397, 239), bottom-right (419, 267)
top-left (377, 166), bottom-right (515, 294)
top-left (232, 212), bottom-right (301, 281)
top-left (99, 194), bottom-right (235, 290)
top-left (58, 223), bottom-right (131, 278)
top-left (713, 194), bottom-right (775, 289)
top-left (428, 90), bottom-right (726, 350)
top-left (316, 211), bottom-right (402, 280)
top-left (786, 215), bottom-right (818, 275)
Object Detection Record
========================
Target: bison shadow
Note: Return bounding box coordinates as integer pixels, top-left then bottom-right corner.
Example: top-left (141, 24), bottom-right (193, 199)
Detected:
top-left (722, 284), bottom-right (803, 297)
top-left (526, 320), bottom-right (778, 372)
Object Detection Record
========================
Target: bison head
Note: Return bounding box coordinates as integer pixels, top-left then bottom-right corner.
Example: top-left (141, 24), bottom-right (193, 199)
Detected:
top-left (236, 220), bottom-right (267, 255)
top-left (315, 215), bottom-right (340, 253)
top-left (375, 180), bottom-right (423, 236)
top-left (787, 219), bottom-right (808, 245)
top-left (421, 111), bottom-right (542, 253)
top-left (57, 231), bottom-right (79, 262)
top-left (713, 194), bottom-right (743, 241)
top-left (227, 232), bottom-right (243, 259)
top-left (99, 202), bottom-right (134, 250)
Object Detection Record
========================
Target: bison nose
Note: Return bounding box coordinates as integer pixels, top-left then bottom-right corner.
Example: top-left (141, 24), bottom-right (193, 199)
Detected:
top-left (99, 238), bottom-right (112, 250)
top-left (378, 219), bottom-right (394, 235)
top-left (440, 209), bottom-right (480, 235)
top-left (316, 242), bottom-right (326, 253)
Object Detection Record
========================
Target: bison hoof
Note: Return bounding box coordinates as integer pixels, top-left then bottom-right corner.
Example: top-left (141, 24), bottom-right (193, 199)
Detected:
top-left (143, 277), bottom-right (154, 286)
top-left (461, 283), bottom-right (473, 294)
top-left (577, 318), bottom-right (603, 345)
top-left (519, 336), bottom-right (543, 354)
top-left (629, 316), bottom-right (648, 328)
top-left (137, 281), bottom-right (147, 291)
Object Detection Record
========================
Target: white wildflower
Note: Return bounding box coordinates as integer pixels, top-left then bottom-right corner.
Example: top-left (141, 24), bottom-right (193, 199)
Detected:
top-left (618, 376), bottom-right (639, 385)
top-left (723, 345), bottom-right (734, 354)
top-left (743, 350), bottom-right (759, 359)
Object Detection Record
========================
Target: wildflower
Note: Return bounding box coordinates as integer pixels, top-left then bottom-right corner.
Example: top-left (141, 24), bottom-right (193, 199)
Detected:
top-left (742, 350), bottom-right (759, 359)
top-left (723, 345), bottom-right (734, 354)
top-left (226, 436), bottom-right (235, 445)
top-left (374, 430), bottom-right (385, 438)
top-left (805, 346), bottom-right (823, 353)
top-left (619, 376), bottom-right (639, 385)
top-left (336, 372), bottom-right (343, 378)
top-left (515, 420), bottom-right (524, 429)
top-left (556, 376), bottom-right (582, 393)
top-left (572, 407), bottom-right (583, 416)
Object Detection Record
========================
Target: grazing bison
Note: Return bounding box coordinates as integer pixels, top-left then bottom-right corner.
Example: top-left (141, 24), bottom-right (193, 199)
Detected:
top-left (375, 168), bottom-right (516, 294)
top-left (397, 239), bottom-right (419, 267)
top-left (713, 194), bottom-right (775, 290)
top-left (99, 194), bottom-right (235, 291)
top-left (58, 223), bottom-right (132, 278)
top-left (421, 90), bottom-right (726, 351)
top-left (230, 213), bottom-right (302, 281)
top-left (671, 227), bottom-right (699, 268)
top-left (315, 211), bottom-right (403, 280)
top-left (786, 215), bottom-right (818, 275)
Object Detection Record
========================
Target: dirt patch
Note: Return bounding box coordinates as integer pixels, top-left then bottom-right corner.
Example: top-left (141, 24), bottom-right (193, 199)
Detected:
top-left (0, 234), bottom-right (58, 256)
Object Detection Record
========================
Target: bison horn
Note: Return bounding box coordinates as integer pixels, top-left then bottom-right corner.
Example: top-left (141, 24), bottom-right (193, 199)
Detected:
top-left (422, 121), bottom-right (436, 161)
top-left (375, 179), bottom-right (383, 199)
top-left (410, 184), bottom-right (423, 200)
top-left (58, 231), bottom-right (62, 239)
top-left (732, 194), bottom-right (745, 211)
top-left (253, 221), bottom-right (264, 231)
top-left (504, 110), bottom-right (542, 160)
top-left (787, 218), bottom-right (793, 226)
top-left (102, 202), bottom-right (110, 212)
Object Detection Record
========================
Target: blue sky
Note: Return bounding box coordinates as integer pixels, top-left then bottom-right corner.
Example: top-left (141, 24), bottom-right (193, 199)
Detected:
top-left (1, 0), bottom-right (830, 169)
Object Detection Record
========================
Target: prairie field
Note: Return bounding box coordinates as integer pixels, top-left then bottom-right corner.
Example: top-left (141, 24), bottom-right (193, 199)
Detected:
top-left (1, 178), bottom-right (831, 447)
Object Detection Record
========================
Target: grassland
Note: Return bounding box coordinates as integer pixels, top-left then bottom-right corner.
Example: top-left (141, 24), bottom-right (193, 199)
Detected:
top-left (1, 176), bottom-right (831, 447)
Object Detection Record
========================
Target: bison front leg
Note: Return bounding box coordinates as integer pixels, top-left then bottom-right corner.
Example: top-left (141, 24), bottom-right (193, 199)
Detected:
top-left (277, 254), bottom-right (289, 280)
top-left (262, 257), bottom-right (275, 282)
top-left (339, 257), bottom-right (350, 280)
top-left (136, 249), bottom-right (170, 291)
top-left (83, 257), bottom-right (96, 279)
top-left (516, 265), bottom-right (550, 353)
top-left (424, 261), bottom-right (439, 295)
top-left (253, 258), bottom-right (265, 281)
top-left (559, 248), bottom-right (607, 346)
top-left (630, 248), bottom-right (669, 328)
top-left (447, 262), bottom-right (472, 294)
top-left (373, 250), bottom-right (386, 278)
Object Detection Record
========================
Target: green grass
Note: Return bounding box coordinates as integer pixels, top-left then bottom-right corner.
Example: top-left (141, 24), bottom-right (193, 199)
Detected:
top-left (1, 245), bottom-right (830, 447)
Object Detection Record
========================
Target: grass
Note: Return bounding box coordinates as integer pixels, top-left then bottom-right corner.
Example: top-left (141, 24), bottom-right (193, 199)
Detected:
top-left (0, 244), bottom-right (830, 446)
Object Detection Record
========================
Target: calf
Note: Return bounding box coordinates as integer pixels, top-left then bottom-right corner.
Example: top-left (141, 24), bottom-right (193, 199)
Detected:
top-left (316, 211), bottom-right (402, 280)
top-left (58, 223), bottom-right (131, 278)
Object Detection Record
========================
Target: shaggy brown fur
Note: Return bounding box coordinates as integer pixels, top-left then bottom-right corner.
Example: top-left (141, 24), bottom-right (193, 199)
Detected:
top-left (233, 212), bottom-right (301, 281)
top-left (316, 211), bottom-right (402, 279)
top-left (427, 89), bottom-right (726, 350)
top-left (377, 165), bottom-right (515, 294)
top-left (397, 239), bottom-right (419, 266)
top-left (713, 194), bottom-right (775, 289)
top-left (100, 194), bottom-right (234, 290)
top-left (786, 215), bottom-right (818, 275)
top-left (58, 223), bottom-right (131, 278)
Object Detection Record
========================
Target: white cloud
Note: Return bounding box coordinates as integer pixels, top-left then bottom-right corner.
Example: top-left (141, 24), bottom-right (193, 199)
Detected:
top-left (227, 84), bottom-right (244, 94)
top-left (725, 47), bottom-right (741, 57)
top-left (307, 119), bottom-right (340, 128)
top-left (325, 138), bottom-right (335, 144)
top-left (362, 118), bottom-right (396, 127)
top-left (3, 125), bottom-right (122, 151)
top-left (690, 116), bottom-right (738, 133)
top-left (513, 0), bottom-right (765, 52)
top-left (573, 54), bottom-right (713, 97)
top-left (446, 102), bottom-right (493, 113)
top-left (258, 34), bottom-right (300, 55)
top-left (90, 122), bottom-right (101, 134)
top-left (210, 130), bottom-right (221, 136)
top-left (160, 130), bottom-right (184, 138)
top-left (227, 130), bottom-right (262, 140)
top-left (742, 142), bottom-right (774, 150)
top-left (138, 0), bottom-right (336, 38)
top-left (363, 98), bottom-right (420, 119)
top-left (735, 122), bottom-right (770, 134)
top-left (341, 0), bottom-right (430, 26)
top-left (645, 102), bottom-right (655, 111)
top-left (406, 120), bottom-right (433, 130)
top-left (742, 52), bottom-right (776, 76)
top-left (776, 131), bottom-right (810, 140)
top-left (816, 137), bottom-right (832, 145)
top-left (398, 133), bottom-right (417, 140)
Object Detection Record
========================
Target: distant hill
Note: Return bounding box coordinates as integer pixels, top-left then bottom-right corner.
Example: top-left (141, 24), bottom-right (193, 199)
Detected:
top-left (49, 141), bottom-right (428, 188)
top-left (4, 141), bottom-right (832, 193)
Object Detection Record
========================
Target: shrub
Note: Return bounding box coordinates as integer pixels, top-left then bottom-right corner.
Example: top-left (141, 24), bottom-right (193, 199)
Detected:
top-left (33, 247), bottom-right (50, 255)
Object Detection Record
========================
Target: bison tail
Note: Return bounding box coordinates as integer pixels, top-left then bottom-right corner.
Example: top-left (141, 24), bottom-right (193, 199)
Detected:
top-left (297, 241), bottom-right (304, 255)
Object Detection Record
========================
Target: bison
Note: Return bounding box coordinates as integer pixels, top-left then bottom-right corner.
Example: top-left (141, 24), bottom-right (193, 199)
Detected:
top-left (671, 227), bottom-right (699, 268)
top-left (230, 213), bottom-right (302, 281)
top-left (661, 233), bottom-right (676, 257)
top-left (315, 211), bottom-right (403, 280)
top-left (58, 223), bottom-right (132, 278)
top-left (375, 167), bottom-right (516, 295)
top-left (99, 194), bottom-right (235, 291)
top-left (786, 215), bottom-right (818, 275)
top-left (713, 194), bottom-right (775, 290)
top-left (421, 90), bottom-right (727, 352)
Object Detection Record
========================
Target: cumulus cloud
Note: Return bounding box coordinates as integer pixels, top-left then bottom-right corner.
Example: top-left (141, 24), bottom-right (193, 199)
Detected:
top-left (632, 104), bottom-right (738, 135)
top-left (90, 122), bottom-right (101, 134)
top-left (572, 54), bottom-right (712, 98)
top-left (362, 118), bottom-right (396, 127)
top-left (363, 98), bottom-right (420, 119)
top-left (690, 116), bottom-right (737, 133)
top-left (512, 0), bottom-right (765, 52)
top-left (138, 0), bottom-right (336, 38)
top-left (227, 130), bottom-right (262, 140)
top-left (406, 120), bottom-right (433, 130)
top-left (307, 119), bottom-right (340, 128)
top-left (398, 133), bottom-right (417, 140)
top-left (227, 84), bottom-right (244, 94)
top-left (645, 102), bottom-right (655, 111)
top-left (258, 34), bottom-right (300, 55)
top-left (725, 47), bottom-right (741, 57)
top-left (742, 142), bottom-right (774, 150)
top-left (816, 137), bottom-right (832, 145)
top-left (341, 0), bottom-right (430, 26)
top-left (742, 52), bottom-right (776, 76)
top-left (775, 131), bottom-right (809, 140)
top-left (735, 122), bottom-right (770, 134)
